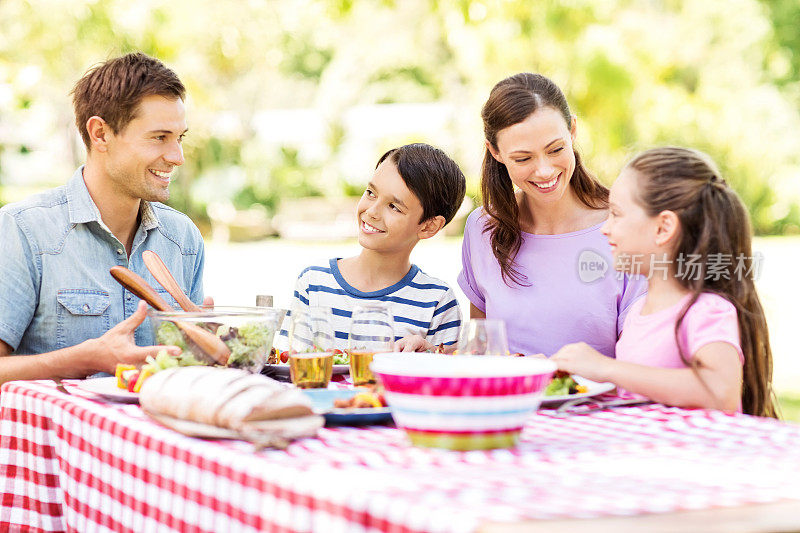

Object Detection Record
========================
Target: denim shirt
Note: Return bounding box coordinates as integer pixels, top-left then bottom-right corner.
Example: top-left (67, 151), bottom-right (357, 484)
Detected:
top-left (0, 167), bottom-right (205, 354)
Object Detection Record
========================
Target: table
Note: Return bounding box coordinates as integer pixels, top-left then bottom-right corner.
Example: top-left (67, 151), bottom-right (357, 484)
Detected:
top-left (2, 380), bottom-right (800, 532)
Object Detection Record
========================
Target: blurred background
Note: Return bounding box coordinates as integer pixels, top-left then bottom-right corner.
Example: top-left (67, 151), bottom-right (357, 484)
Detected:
top-left (2, 0), bottom-right (799, 413)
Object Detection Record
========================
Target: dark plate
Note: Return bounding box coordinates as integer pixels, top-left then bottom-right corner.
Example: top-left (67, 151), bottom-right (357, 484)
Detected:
top-left (301, 389), bottom-right (393, 426)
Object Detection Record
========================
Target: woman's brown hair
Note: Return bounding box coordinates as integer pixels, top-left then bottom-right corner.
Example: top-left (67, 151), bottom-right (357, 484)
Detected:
top-left (480, 73), bottom-right (609, 286)
top-left (628, 146), bottom-right (776, 417)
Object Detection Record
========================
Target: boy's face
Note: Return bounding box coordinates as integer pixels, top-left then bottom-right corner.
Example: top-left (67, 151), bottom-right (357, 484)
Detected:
top-left (356, 159), bottom-right (428, 254)
top-left (102, 94), bottom-right (187, 203)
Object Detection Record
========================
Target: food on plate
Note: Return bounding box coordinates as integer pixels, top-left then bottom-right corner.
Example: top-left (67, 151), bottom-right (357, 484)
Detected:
top-left (115, 350), bottom-right (203, 392)
top-left (115, 365), bottom-right (154, 393)
top-left (156, 321), bottom-right (275, 369)
top-left (139, 366), bottom-right (322, 440)
top-left (276, 348), bottom-right (348, 365)
top-left (544, 370), bottom-right (589, 396)
top-left (332, 384), bottom-right (387, 409)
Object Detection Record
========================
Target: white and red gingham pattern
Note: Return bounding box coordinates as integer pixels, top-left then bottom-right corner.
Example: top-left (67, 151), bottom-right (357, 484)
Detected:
top-left (2, 379), bottom-right (800, 533)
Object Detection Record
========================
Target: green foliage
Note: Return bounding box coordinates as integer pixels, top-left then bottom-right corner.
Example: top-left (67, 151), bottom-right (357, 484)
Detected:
top-left (1, 0), bottom-right (799, 235)
top-left (777, 393), bottom-right (800, 423)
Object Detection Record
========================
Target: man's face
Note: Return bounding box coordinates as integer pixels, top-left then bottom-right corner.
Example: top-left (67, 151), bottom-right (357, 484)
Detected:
top-left (103, 95), bottom-right (187, 203)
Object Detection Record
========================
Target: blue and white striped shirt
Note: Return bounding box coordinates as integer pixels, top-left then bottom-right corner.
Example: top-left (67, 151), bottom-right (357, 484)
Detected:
top-left (279, 258), bottom-right (462, 350)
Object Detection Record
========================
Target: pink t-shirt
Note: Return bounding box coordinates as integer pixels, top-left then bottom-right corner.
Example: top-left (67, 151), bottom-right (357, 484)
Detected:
top-left (458, 208), bottom-right (646, 357)
top-left (616, 292), bottom-right (744, 368)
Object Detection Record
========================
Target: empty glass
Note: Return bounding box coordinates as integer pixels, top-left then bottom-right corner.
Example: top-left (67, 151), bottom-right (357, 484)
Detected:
top-left (456, 318), bottom-right (510, 356)
top-left (348, 304), bottom-right (395, 386)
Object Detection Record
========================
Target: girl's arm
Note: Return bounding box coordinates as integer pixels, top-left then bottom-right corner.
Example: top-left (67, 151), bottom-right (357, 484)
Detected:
top-left (551, 342), bottom-right (742, 411)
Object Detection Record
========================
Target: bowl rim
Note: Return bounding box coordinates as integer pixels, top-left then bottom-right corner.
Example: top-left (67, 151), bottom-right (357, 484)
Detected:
top-left (147, 305), bottom-right (287, 318)
top-left (370, 352), bottom-right (556, 378)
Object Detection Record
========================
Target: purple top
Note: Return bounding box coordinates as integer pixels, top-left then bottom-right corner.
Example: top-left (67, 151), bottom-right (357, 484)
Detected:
top-left (457, 208), bottom-right (646, 357)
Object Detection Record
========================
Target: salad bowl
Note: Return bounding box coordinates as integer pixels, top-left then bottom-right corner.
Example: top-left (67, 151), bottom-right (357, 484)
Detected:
top-left (149, 306), bottom-right (283, 374)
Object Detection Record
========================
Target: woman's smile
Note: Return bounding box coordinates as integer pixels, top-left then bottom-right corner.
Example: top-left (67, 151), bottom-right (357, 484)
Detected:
top-left (531, 173), bottom-right (561, 192)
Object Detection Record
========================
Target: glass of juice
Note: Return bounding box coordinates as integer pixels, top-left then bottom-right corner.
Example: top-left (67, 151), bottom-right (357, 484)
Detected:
top-left (288, 307), bottom-right (335, 388)
top-left (289, 352), bottom-right (334, 389)
top-left (348, 304), bottom-right (395, 386)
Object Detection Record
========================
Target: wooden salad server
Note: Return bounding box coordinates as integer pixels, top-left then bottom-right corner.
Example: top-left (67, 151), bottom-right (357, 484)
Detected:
top-left (109, 266), bottom-right (231, 365)
top-left (142, 250), bottom-right (202, 312)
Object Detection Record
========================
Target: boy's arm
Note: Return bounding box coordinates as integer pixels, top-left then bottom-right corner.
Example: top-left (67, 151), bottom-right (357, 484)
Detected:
top-left (276, 272), bottom-right (312, 350)
top-left (425, 288), bottom-right (462, 347)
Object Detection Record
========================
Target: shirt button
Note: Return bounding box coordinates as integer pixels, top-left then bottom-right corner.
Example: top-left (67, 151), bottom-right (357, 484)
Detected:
top-left (116, 248), bottom-right (124, 255)
top-left (82, 304), bottom-right (90, 312)
top-left (126, 294), bottom-right (132, 300)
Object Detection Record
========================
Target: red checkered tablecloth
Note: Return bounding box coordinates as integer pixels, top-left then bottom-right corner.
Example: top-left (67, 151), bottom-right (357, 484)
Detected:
top-left (2, 379), bottom-right (800, 532)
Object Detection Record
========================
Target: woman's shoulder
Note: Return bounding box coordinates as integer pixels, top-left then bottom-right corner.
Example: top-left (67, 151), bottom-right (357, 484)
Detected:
top-left (463, 207), bottom-right (492, 236)
top-left (465, 206), bottom-right (488, 224)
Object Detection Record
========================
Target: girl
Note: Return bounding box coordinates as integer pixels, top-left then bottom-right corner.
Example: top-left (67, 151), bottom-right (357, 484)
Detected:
top-left (552, 146), bottom-right (776, 417)
top-left (456, 73), bottom-right (646, 357)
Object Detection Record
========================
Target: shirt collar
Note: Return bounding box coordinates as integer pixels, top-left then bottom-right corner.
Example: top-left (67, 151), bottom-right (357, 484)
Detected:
top-left (65, 166), bottom-right (161, 231)
top-left (139, 200), bottom-right (160, 231)
top-left (65, 166), bottom-right (102, 224)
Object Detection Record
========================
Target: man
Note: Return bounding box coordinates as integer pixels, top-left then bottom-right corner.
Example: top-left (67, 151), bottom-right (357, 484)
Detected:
top-left (0, 52), bottom-right (208, 385)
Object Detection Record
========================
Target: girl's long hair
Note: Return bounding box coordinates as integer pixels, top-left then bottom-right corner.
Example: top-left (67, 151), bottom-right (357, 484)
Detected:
top-left (480, 73), bottom-right (609, 286)
top-left (629, 147), bottom-right (776, 417)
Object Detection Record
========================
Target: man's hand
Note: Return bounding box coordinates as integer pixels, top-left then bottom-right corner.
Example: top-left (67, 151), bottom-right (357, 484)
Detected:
top-left (550, 342), bottom-right (613, 382)
top-left (395, 335), bottom-right (434, 353)
top-left (88, 301), bottom-right (180, 373)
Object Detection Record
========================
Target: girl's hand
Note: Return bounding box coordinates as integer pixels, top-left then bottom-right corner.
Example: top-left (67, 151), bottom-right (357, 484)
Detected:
top-left (395, 335), bottom-right (434, 352)
top-left (550, 342), bottom-right (613, 382)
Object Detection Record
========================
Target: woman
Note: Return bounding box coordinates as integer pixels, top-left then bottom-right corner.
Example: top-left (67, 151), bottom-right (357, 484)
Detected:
top-left (457, 73), bottom-right (646, 356)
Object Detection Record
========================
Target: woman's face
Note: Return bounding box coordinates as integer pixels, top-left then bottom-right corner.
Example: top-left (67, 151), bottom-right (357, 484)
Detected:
top-left (488, 107), bottom-right (576, 205)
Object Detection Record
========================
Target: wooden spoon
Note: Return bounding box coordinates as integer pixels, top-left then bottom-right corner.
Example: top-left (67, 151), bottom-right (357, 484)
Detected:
top-left (142, 250), bottom-right (201, 312)
top-left (109, 266), bottom-right (231, 365)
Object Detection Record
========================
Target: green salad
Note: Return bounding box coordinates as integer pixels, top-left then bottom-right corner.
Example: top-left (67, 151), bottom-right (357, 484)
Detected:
top-left (544, 372), bottom-right (584, 396)
top-left (142, 348), bottom-right (203, 375)
top-left (156, 321), bottom-right (276, 368)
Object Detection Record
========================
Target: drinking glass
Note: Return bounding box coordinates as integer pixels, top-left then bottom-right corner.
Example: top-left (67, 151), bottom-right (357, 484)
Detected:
top-left (288, 307), bottom-right (335, 388)
top-left (456, 318), bottom-right (510, 356)
top-left (348, 304), bottom-right (395, 386)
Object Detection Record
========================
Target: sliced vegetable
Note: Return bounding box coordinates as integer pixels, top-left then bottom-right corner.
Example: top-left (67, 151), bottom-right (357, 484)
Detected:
top-left (132, 368), bottom-right (153, 393)
top-left (126, 371), bottom-right (140, 392)
top-left (115, 364), bottom-right (136, 389)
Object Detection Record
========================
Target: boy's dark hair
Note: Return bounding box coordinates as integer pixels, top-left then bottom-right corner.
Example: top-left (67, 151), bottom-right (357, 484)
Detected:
top-left (376, 143), bottom-right (466, 225)
top-left (71, 52), bottom-right (186, 150)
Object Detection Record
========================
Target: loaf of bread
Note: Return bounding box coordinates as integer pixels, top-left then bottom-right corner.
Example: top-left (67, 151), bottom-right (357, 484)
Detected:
top-left (139, 366), bottom-right (319, 436)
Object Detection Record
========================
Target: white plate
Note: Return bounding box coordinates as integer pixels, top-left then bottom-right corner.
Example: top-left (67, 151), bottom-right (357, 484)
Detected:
top-left (539, 376), bottom-right (615, 406)
top-left (266, 364), bottom-right (350, 376)
top-left (75, 376), bottom-right (139, 403)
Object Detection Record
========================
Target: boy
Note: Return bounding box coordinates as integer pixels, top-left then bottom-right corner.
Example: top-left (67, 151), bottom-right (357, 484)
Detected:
top-left (281, 143), bottom-right (466, 350)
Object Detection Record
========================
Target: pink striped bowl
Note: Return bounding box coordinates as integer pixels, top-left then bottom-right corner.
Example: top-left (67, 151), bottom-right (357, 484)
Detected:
top-left (370, 353), bottom-right (556, 450)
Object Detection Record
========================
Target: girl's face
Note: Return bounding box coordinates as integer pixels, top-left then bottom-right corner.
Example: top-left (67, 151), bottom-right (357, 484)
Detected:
top-left (488, 107), bottom-right (576, 205)
top-left (602, 168), bottom-right (662, 276)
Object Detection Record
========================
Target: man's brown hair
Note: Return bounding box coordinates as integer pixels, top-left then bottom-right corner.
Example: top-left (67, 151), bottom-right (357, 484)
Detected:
top-left (71, 52), bottom-right (185, 150)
